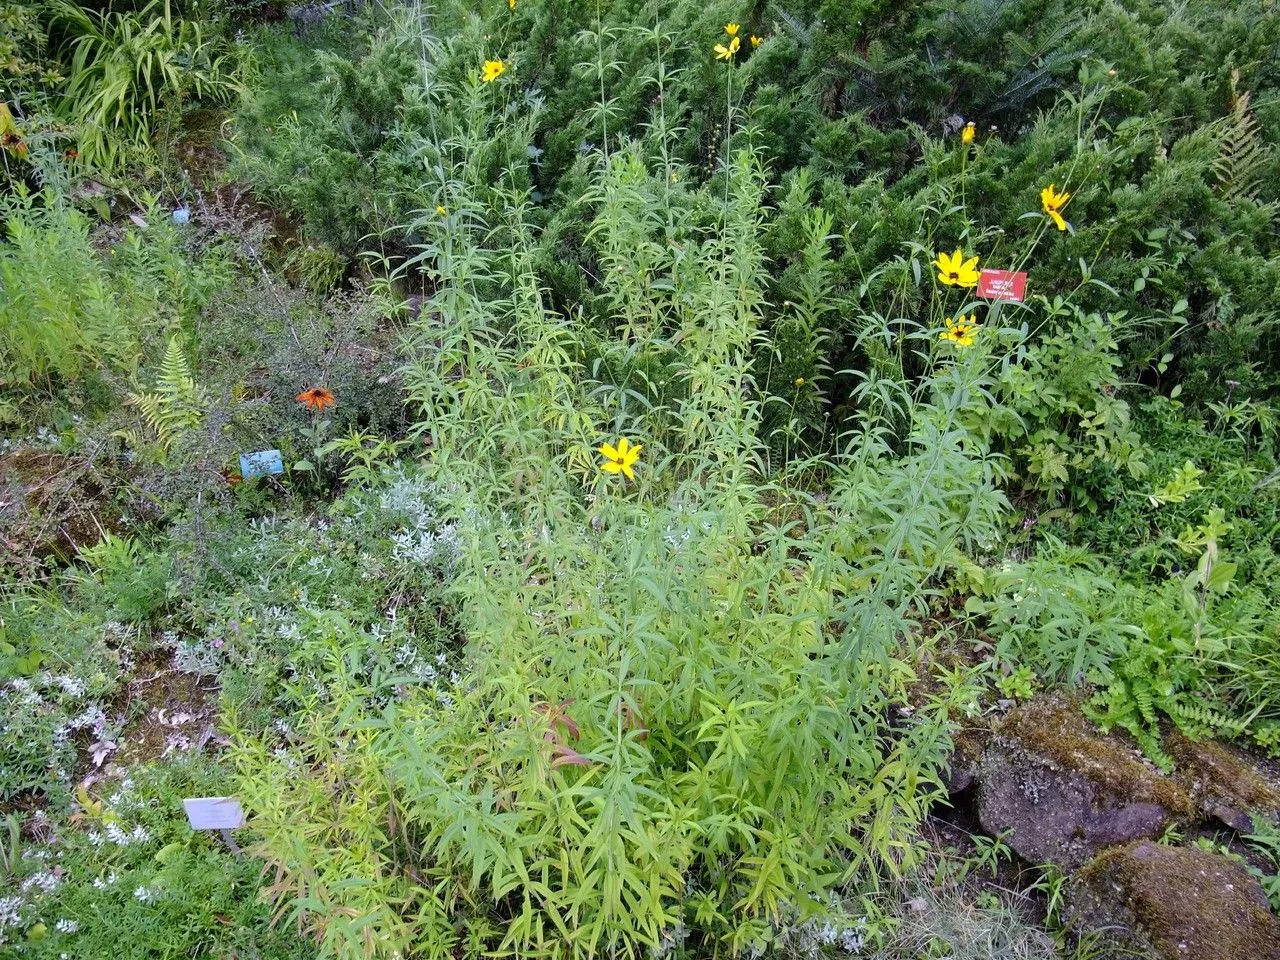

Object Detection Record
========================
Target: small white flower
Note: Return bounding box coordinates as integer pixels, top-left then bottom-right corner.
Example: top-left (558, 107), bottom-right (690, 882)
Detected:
top-left (55, 919), bottom-right (79, 934)
top-left (0, 895), bottom-right (23, 929)
top-left (21, 870), bottom-right (60, 894)
top-left (133, 886), bottom-right (153, 903)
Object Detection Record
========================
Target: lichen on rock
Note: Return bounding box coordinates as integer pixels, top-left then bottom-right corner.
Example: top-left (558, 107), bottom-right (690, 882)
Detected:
top-left (977, 697), bottom-right (1190, 869)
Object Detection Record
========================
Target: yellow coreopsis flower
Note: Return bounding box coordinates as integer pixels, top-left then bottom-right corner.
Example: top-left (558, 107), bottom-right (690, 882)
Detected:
top-left (714, 35), bottom-right (741, 60)
top-left (934, 248), bottom-right (980, 287)
top-left (940, 314), bottom-right (979, 347)
top-left (750, 34), bottom-right (763, 47)
top-left (1040, 183), bottom-right (1070, 231)
top-left (508, 0), bottom-right (516, 8)
top-left (961, 121), bottom-right (975, 145)
top-left (724, 23), bottom-right (740, 37)
top-left (436, 205), bottom-right (447, 216)
top-left (482, 59), bottom-right (506, 82)
top-left (599, 437), bottom-right (642, 481)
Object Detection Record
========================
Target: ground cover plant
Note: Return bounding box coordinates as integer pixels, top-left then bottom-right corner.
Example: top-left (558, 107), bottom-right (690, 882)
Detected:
top-left (2, 1), bottom-right (1280, 959)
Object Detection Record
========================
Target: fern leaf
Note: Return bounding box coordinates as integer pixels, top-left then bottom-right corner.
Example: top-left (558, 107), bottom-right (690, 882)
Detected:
top-left (769, 2), bottom-right (812, 46)
top-left (1214, 84), bottom-right (1271, 204)
top-left (122, 336), bottom-right (205, 456)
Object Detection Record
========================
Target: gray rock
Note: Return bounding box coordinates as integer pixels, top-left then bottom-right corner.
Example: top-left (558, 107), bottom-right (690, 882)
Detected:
top-left (976, 698), bottom-right (1189, 869)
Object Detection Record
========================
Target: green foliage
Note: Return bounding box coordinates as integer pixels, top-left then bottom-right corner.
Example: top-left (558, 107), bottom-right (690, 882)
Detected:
top-left (0, 189), bottom-right (135, 395)
top-left (117, 336), bottom-right (208, 462)
top-left (45, 0), bottom-right (240, 171)
top-left (1243, 819), bottom-right (1280, 914)
top-left (318, 430), bottom-right (408, 486)
top-left (0, 185), bottom-right (227, 420)
top-left (7, 0), bottom-right (1280, 955)
top-left (994, 665), bottom-right (1039, 703)
top-left (1084, 521), bottom-right (1275, 767)
top-left (228, 134), bottom-right (1017, 959)
top-left (0, 2), bottom-right (60, 90)
top-left (4, 758), bottom-right (311, 959)
top-left (0, 674), bottom-right (86, 802)
top-left (964, 540), bottom-right (1137, 683)
top-left (0, 597), bottom-right (125, 804)
top-left (231, 0), bottom-right (1280, 429)
top-left (68, 533), bottom-right (175, 624)
top-left (993, 305), bottom-right (1149, 503)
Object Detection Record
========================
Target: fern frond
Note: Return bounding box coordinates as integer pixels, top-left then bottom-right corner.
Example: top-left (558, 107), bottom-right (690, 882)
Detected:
top-left (123, 336), bottom-right (206, 457)
top-left (1213, 86), bottom-right (1271, 204)
top-left (1168, 699), bottom-right (1250, 739)
top-left (155, 334), bottom-right (207, 423)
top-left (769, 2), bottom-right (813, 46)
top-left (129, 390), bottom-right (169, 441)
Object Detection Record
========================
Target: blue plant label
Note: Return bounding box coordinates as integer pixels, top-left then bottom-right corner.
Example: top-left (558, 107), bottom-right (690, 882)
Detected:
top-left (239, 449), bottom-right (284, 479)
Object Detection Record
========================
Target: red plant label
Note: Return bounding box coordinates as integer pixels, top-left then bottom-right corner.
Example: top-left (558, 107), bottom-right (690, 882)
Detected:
top-left (977, 269), bottom-right (1028, 302)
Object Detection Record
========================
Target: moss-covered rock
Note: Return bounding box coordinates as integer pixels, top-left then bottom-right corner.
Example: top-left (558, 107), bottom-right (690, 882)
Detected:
top-left (977, 697), bottom-right (1190, 868)
top-left (1166, 732), bottom-right (1280, 832)
top-left (1070, 841), bottom-right (1280, 960)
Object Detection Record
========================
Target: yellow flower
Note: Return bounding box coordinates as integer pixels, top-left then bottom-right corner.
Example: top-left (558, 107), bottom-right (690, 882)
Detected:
top-left (724, 23), bottom-right (740, 37)
top-left (436, 205), bottom-right (447, 216)
top-left (940, 314), bottom-right (979, 347)
top-left (1040, 183), bottom-right (1070, 231)
top-left (599, 437), bottom-right (642, 481)
top-left (750, 34), bottom-right (763, 48)
top-left (961, 121), bottom-right (975, 145)
top-left (794, 377), bottom-right (805, 386)
top-left (934, 248), bottom-right (980, 287)
top-left (714, 36), bottom-right (741, 60)
top-left (482, 59), bottom-right (506, 82)
top-left (508, 0), bottom-right (516, 7)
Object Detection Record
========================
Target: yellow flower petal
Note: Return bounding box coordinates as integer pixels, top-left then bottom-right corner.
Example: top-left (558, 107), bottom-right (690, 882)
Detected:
top-left (600, 442), bottom-right (620, 461)
top-left (601, 460), bottom-right (624, 474)
top-left (935, 248), bottom-right (979, 287)
top-left (621, 462), bottom-right (635, 481)
top-left (616, 437), bottom-right (631, 456)
top-left (725, 22), bottom-right (740, 37)
top-left (1040, 183), bottom-right (1071, 228)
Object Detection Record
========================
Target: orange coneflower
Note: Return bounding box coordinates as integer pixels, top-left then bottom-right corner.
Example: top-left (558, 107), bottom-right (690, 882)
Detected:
top-left (296, 386), bottom-right (335, 413)
top-left (1, 132), bottom-right (27, 158)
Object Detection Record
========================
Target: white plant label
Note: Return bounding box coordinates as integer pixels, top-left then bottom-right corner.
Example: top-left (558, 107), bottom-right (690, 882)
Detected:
top-left (183, 796), bottom-right (245, 830)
